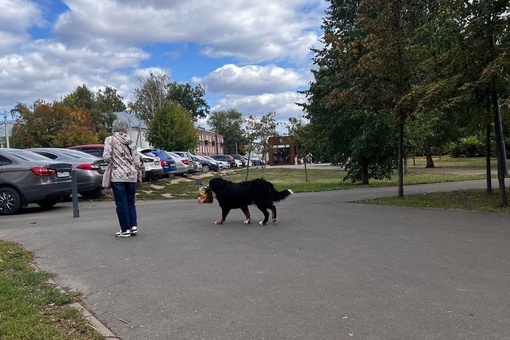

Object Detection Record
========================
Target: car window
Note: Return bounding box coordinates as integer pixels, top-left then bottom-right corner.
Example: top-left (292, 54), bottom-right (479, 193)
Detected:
top-left (33, 151), bottom-right (58, 160)
top-left (8, 150), bottom-right (58, 162)
top-left (61, 150), bottom-right (93, 159)
top-left (0, 155), bottom-right (12, 166)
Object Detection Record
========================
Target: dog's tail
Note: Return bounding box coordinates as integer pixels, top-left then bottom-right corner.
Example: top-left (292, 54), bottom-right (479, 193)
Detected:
top-left (271, 188), bottom-right (294, 202)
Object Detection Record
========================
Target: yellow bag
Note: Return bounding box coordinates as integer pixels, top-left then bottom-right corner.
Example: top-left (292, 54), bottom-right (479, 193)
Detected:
top-left (198, 185), bottom-right (213, 204)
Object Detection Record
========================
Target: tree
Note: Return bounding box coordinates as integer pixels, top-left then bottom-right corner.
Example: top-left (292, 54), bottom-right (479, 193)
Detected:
top-left (208, 109), bottom-right (248, 154)
top-left (167, 82), bottom-right (210, 123)
top-left (62, 84), bottom-right (96, 110)
top-left (95, 86), bottom-right (126, 133)
top-left (301, 0), bottom-right (399, 184)
top-left (285, 117), bottom-right (316, 181)
top-left (146, 102), bottom-right (198, 151)
top-left (62, 84), bottom-right (125, 140)
top-left (129, 71), bottom-right (169, 122)
top-left (10, 101), bottom-right (98, 148)
top-left (244, 112), bottom-right (278, 178)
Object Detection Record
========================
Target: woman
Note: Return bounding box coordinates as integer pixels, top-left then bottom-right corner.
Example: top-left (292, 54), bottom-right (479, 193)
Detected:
top-left (103, 119), bottom-right (143, 238)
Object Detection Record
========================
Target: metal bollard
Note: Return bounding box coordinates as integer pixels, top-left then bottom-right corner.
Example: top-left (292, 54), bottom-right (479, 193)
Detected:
top-left (71, 170), bottom-right (79, 218)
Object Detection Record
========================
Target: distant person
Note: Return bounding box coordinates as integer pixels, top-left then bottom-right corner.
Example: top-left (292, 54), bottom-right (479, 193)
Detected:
top-left (102, 119), bottom-right (143, 238)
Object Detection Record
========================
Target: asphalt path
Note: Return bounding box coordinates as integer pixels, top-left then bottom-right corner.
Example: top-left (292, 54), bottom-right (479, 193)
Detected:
top-left (1, 179), bottom-right (510, 340)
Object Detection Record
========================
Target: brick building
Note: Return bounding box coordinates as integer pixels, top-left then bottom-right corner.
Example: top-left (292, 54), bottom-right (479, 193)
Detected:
top-left (195, 127), bottom-right (224, 156)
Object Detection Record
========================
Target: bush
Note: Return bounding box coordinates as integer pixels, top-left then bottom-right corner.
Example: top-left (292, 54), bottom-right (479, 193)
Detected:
top-left (449, 136), bottom-right (485, 157)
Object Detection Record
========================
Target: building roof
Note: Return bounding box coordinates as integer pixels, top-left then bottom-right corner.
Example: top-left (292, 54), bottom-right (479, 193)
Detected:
top-left (114, 111), bottom-right (147, 129)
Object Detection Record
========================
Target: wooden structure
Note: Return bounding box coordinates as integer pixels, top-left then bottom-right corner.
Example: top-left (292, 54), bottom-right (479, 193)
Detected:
top-left (268, 136), bottom-right (296, 166)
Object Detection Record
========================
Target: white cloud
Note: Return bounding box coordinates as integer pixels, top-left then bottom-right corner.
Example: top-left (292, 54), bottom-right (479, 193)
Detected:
top-left (0, 0), bottom-right (325, 122)
top-left (211, 91), bottom-right (307, 122)
top-left (53, 0), bottom-right (326, 63)
top-left (193, 64), bottom-right (309, 96)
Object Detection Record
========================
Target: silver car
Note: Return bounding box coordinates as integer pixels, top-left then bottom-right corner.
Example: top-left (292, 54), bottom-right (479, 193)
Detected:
top-left (173, 151), bottom-right (202, 173)
top-left (165, 151), bottom-right (189, 176)
top-left (28, 148), bottom-right (107, 198)
top-left (0, 148), bottom-right (73, 215)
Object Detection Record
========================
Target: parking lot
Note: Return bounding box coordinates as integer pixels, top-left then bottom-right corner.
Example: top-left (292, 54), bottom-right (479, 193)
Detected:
top-left (1, 180), bottom-right (510, 339)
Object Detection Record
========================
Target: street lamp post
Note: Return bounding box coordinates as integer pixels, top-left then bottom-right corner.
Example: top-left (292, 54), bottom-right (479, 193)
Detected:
top-left (3, 111), bottom-right (9, 148)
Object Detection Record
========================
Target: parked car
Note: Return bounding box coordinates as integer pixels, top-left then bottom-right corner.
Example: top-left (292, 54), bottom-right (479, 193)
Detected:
top-left (231, 154), bottom-right (246, 167)
top-left (211, 154), bottom-right (236, 168)
top-left (202, 155), bottom-right (224, 170)
top-left (0, 148), bottom-right (73, 215)
top-left (137, 150), bottom-right (163, 181)
top-left (68, 144), bottom-right (105, 157)
top-left (165, 151), bottom-right (189, 176)
top-left (193, 155), bottom-right (219, 172)
top-left (244, 154), bottom-right (265, 166)
top-left (139, 148), bottom-right (176, 178)
top-left (27, 148), bottom-right (107, 198)
top-left (173, 151), bottom-right (202, 173)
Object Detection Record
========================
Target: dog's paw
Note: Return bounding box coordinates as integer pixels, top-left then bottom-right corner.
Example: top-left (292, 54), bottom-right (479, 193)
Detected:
top-left (215, 221), bottom-right (224, 225)
top-left (259, 221), bottom-right (267, 225)
top-left (243, 219), bottom-right (251, 224)
top-left (272, 218), bottom-right (278, 224)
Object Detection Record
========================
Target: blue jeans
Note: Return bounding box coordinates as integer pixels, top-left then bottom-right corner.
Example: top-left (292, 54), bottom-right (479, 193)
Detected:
top-left (111, 182), bottom-right (138, 232)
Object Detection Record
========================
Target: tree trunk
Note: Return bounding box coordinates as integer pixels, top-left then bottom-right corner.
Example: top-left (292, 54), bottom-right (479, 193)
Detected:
top-left (424, 141), bottom-right (435, 168)
top-left (397, 114), bottom-right (404, 197)
top-left (361, 163), bottom-right (369, 185)
top-left (486, 122), bottom-right (492, 193)
top-left (493, 91), bottom-right (507, 206)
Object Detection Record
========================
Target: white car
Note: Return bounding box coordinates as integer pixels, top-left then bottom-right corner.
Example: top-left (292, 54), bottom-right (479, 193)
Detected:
top-left (138, 149), bottom-right (163, 181)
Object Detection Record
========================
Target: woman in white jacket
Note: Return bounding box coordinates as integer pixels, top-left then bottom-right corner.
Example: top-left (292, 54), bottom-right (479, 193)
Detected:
top-left (103, 120), bottom-right (143, 238)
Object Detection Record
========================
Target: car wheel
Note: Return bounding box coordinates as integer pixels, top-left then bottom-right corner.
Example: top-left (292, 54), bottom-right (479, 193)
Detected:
top-left (0, 187), bottom-right (23, 215)
top-left (36, 199), bottom-right (60, 209)
top-left (202, 165), bottom-right (210, 172)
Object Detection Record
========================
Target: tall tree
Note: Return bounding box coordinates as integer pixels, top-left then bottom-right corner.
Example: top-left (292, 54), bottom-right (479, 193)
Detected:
top-left (301, 0), bottom-right (399, 184)
top-left (62, 84), bottom-right (96, 110)
top-left (129, 71), bottom-right (169, 122)
top-left (459, 0), bottom-right (510, 206)
top-left (146, 102), bottom-right (198, 151)
top-left (244, 112), bottom-right (278, 177)
top-left (95, 86), bottom-right (126, 138)
top-left (208, 109), bottom-right (248, 154)
top-left (167, 82), bottom-right (210, 123)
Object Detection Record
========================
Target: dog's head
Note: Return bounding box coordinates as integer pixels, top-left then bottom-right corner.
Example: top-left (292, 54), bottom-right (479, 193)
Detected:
top-left (208, 177), bottom-right (228, 193)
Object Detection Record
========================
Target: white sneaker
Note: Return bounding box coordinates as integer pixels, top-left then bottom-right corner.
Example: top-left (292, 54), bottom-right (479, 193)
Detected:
top-left (130, 226), bottom-right (138, 235)
top-left (115, 230), bottom-right (131, 238)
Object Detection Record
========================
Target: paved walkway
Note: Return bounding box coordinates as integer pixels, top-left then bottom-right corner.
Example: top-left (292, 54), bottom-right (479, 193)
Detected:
top-left (1, 179), bottom-right (509, 339)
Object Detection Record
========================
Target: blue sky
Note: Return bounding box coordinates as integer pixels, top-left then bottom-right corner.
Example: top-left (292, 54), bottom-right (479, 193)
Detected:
top-left (0, 0), bottom-right (328, 132)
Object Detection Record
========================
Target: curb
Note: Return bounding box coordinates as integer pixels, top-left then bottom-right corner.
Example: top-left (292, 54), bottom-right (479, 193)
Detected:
top-left (48, 279), bottom-right (120, 339)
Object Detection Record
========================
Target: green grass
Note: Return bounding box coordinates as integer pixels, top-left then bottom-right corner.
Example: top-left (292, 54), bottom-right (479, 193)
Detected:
top-left (125, 165), bottom-right (487, 201)
top-left (362, 189), bottom-right (510, 214)
top-left (0, 241), bottom-right (105, 340)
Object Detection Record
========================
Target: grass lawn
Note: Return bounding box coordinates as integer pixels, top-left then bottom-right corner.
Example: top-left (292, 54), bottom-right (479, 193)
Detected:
top-left (132, 164), bottom-right (488, 201)
top-left (1, 156), bottom-right (506, 338)
top-left (0, 241), bottom-right (104, 340)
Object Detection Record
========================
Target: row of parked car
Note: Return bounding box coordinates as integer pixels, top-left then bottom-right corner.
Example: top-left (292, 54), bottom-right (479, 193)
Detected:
top-left (0, 145), bottom-right (258, 215)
